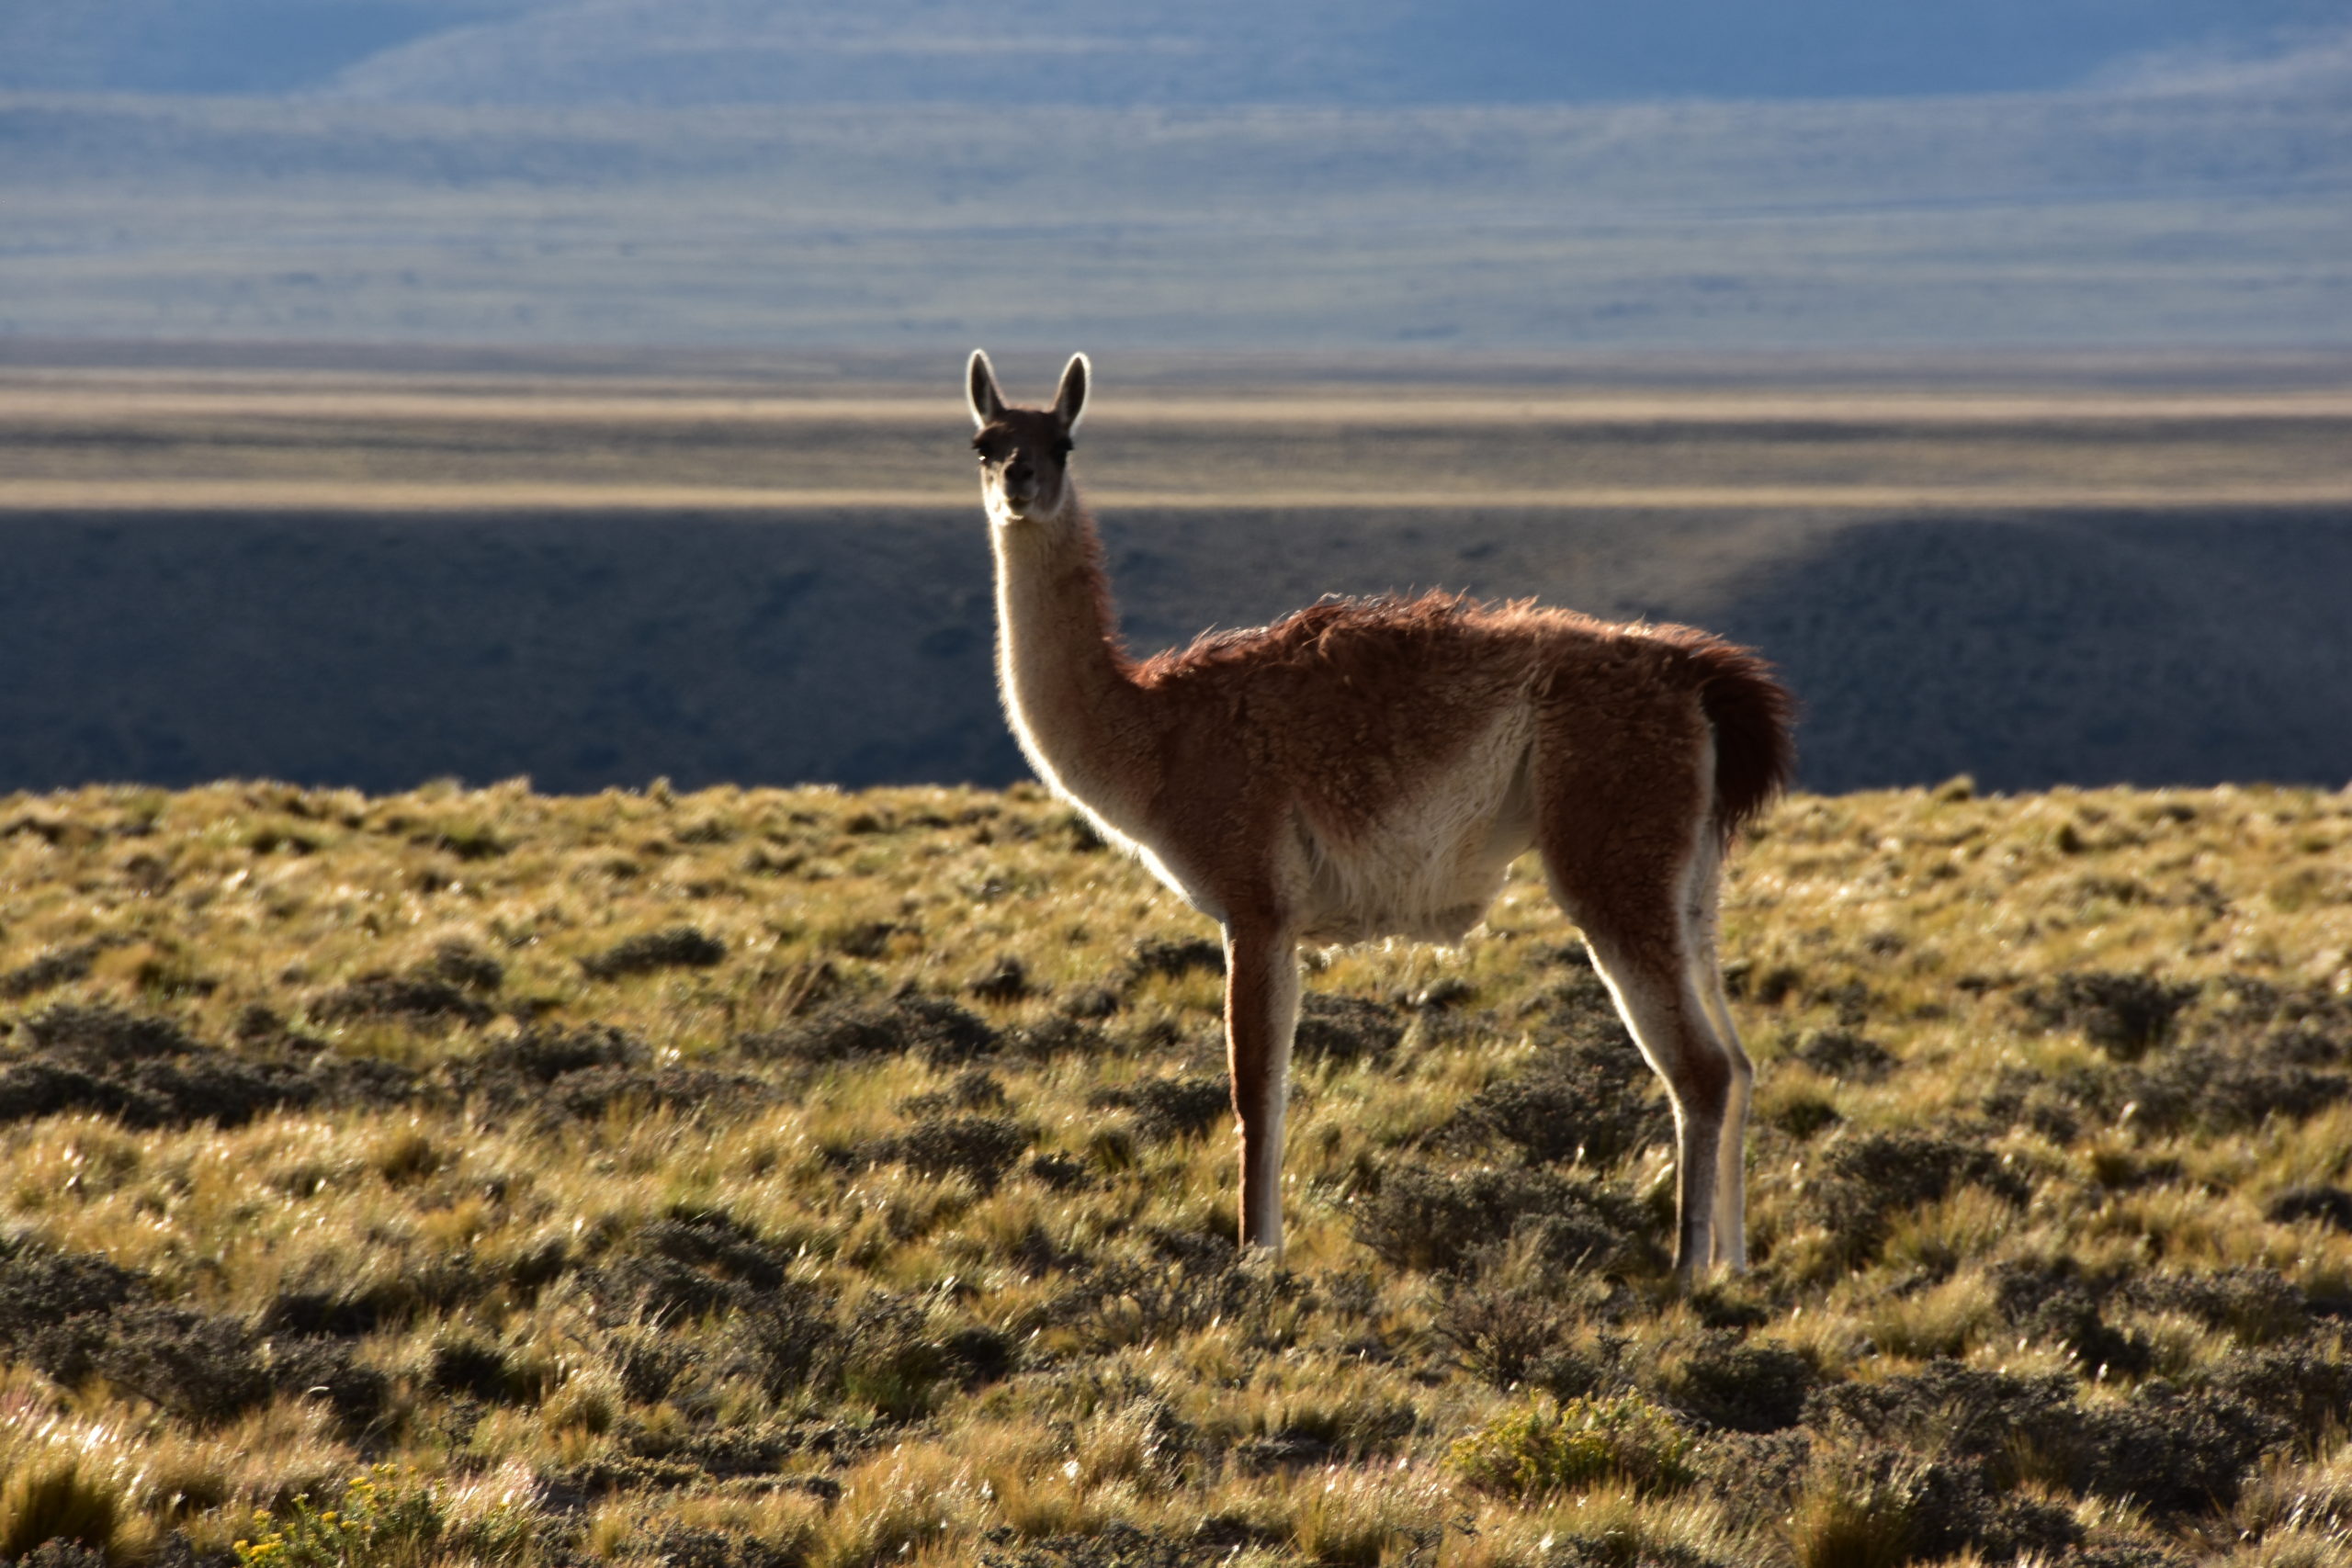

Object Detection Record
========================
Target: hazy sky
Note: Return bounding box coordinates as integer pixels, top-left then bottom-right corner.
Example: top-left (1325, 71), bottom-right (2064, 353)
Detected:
top-left (4, 0), bottom-right (2344, 103)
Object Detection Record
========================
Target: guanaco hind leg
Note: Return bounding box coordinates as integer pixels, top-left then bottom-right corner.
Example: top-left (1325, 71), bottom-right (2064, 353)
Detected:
top-left (1223, 919), bottom-right (1302, 1254)
top-left (1533, 718), bottom-right (1748, 1277)
top-left (1578, 929), bottom-right (1742, 1275)
top-left (1684, 838), bottom-right (1753, 1270)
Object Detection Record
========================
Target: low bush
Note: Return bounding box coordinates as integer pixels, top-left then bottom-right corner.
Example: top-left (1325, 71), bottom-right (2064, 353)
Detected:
top-left (2021, 971), bottom-right (2200, 1061)
top-left (1804, 1130), bottom-right (2030, 1261)
top-left (1351, 1162), bottom-right (1652, 1275)
top-left (1090, 1077), bottom-right (1229, 1144)
top-left (579, 926), bottom-right (728, 980)
top-left (309, 974), bottom-right (493, 1028)
top-left (742, 994), bottom-right (1000, 1067)
top-left (865, 1113), bottom-right (1033, 1190)
top-left (1292, 993), bottom-right (1405, 1065)
top-left (1792, 1027), bottom-right (1895, 1081)
top-left (1445, 1034), bottom-right (1670, 1168)
top-left (1663, 1334), bottom-right (1817, 1434)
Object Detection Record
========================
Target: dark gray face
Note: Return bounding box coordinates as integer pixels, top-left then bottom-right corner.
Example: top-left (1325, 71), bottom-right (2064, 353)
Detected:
top-left (971, 408), bottom-right (1076, 522)
top-left (967, 350), bottom-right (1089, 524)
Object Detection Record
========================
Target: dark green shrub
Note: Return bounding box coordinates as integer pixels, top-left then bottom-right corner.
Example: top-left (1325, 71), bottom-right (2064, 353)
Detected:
top-left (2126, 1268), bottom-right (2311, 1346)
top-left (1293, 993), bottom-right (1405, 1065)
top-left (1697, 1430), bottom-right (1811, 1534)
top-left (744, 995), bottom-right (1000, 1067)
top-left (1804, 1360), bottom-right (2078, 1489)
top-left (873, 1114), bottom-right (1032, 1190)
top-left (966, 955), bottom-right (1032, 1001)
top-left (1352, 1163), bottom-right (1649, 1275)
top-left (1091, 1077), bottom-right (1229, 1143)
top-left (1793, 1028), bottom-right (1895, 1081)
top-left (1121, 937), bottom-right (1223, 986)
top-left (0, 944), bottom-right (96, 1001)
top-left (2209, 1342), bottom-right (2352, 1441)
top-left (428, 1338), bottom-right (533, 1405)
top-left (1431, 1281), bottom-right (1584, 1391)
top-left (309, 975), bottom-right (493, 1028)
top-left (1667, 1335), bottom-right (1817, 1433)
top-left (2072, 1383), bottom-right (2284, 1513)
top-left (1446, 1035), bottom-right (1669, 1168)
top-left (425, 939), bottom-right (503, 993)
top-left (1806, 1131), bottom-right (2029, 1261)
top-left (2022, 972), bottom-right (2199, 1061)
top-left (579, 925), bottom-right (727, 979)
top-left (1991, 1258), bottom-right (2152, 1378)
top-left (901, 1069), bottom-right (1011, 1117)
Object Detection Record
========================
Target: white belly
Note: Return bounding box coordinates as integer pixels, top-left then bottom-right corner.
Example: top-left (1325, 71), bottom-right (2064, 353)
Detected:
top-left (1291, 714), bottom-right (1538, 945)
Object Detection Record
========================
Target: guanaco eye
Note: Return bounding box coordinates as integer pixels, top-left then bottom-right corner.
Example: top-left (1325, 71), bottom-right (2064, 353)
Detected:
top-left (1052, 438), bottom-right (1074, 459)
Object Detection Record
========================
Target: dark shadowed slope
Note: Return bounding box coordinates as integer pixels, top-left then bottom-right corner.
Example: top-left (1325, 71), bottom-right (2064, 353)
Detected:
top-left (1, 507), bottom-right (2346, 797)
top-left (1700, 512), bottom-right (2352, 793)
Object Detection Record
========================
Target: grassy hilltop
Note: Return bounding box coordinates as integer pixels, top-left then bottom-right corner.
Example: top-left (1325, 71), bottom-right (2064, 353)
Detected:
top-left (2, 777), bottom-right (2351, 1567)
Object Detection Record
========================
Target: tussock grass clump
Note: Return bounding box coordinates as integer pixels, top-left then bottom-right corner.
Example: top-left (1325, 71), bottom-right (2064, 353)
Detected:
top-left (1450, 1393), bottom-right (1697, 1499)
top-left (232, 1465), bottom-right (533, 1568)
top-left (0, 777), bottom-right (2349, 1562)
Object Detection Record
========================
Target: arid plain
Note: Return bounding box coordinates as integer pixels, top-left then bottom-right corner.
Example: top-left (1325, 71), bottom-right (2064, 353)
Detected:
top-left (3, 350), bottom-right (2350, 799)
top-left (5, 354), bottom-right (2352, 1566)
top-left (6, 355), bottom-right (2350, 513)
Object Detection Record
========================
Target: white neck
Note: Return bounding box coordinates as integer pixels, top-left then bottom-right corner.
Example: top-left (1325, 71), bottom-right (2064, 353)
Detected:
top-left (989, 490), bottom-right (1152, 824)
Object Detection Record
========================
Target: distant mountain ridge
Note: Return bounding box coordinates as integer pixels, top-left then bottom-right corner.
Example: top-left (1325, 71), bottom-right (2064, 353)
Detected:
top-left (1, 69), bottom-right (2346, 351)
top-left (3, 0), bottom-right (2343, 106)
top-left (2, 2), bottom-right (2346, 353)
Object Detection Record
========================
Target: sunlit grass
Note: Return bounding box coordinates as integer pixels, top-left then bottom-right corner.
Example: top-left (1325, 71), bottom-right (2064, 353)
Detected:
top-left (0, 776), bottom-right (2348, 1563)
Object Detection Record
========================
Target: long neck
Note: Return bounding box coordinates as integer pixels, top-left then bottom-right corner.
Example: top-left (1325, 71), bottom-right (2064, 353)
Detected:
top-left (990, 491), bottom-right (1154, 819)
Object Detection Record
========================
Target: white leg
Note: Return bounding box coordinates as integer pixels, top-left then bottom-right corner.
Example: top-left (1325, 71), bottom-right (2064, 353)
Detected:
top-left (1585, 941), bottom-right (1736, 1279)
top-left (1684, 843), bottom-right (1752, 1272)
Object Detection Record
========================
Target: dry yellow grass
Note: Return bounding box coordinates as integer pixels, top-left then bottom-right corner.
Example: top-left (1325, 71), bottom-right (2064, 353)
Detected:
top-left (0, 776), bottom-right (2348, 1565)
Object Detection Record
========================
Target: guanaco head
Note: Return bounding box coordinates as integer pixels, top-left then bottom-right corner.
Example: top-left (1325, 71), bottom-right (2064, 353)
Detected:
top-left (967, 349), bottom-right (1088, 525)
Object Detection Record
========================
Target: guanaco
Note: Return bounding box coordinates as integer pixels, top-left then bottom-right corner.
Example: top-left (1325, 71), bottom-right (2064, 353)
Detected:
top-left (967, 351), bottom-right (1793, 1277)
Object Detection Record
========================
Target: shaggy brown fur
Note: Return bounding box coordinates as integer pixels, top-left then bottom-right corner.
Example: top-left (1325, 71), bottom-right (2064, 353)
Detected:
top-left (967, 350), bottom-right (1794, 1276)
top-left (1136, 593), bottom-right (1794, 848)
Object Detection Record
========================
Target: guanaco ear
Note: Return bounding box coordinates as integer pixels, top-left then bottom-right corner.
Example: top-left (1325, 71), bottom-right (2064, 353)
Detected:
top-left (1053, 353), bottom-right (1090, 432)
top-left (967, 349), bottom-right (1007, 429)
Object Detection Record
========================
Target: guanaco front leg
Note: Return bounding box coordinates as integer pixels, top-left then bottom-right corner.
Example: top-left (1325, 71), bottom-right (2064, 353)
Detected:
top-left (1223, 919), bottom-right (1301, 1254)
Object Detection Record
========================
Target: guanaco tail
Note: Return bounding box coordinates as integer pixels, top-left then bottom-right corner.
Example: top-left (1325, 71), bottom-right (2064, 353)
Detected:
top-left (967, 350), bottom-right (1794, 1277)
